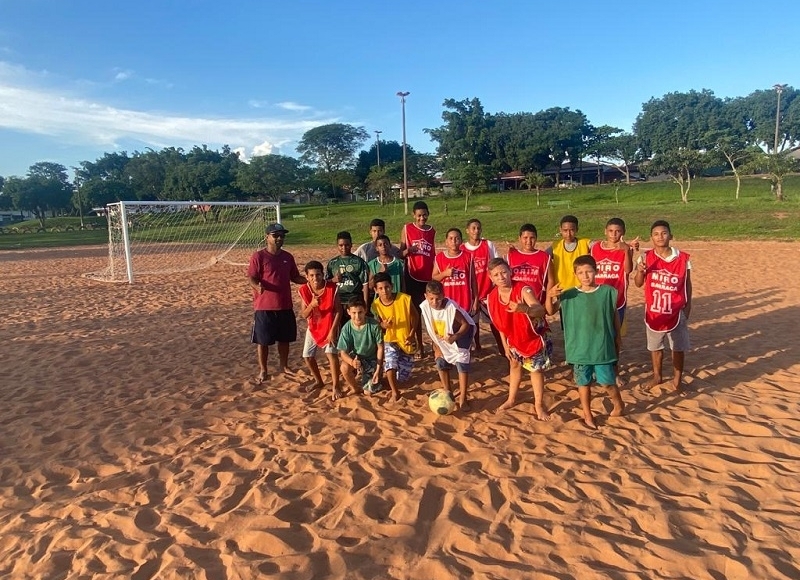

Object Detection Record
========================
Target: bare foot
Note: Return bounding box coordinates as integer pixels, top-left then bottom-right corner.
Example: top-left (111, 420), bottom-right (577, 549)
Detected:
top-left (610, 402), bottom-right (625, 417)
top-left (331, 388), bottom-right (344, 401)
top-left (390, 392), bottom-right (400, 403)
top-left (649, 374), bottom-right (663, 388)
top-left (255, 371), bottom-right (266, 385)
top-left (281, 366), bottom-right (294, 375)
top-left (582, 417), bottom-right (598, 430)
top-left (304, 381), bottom-right (324, 393)
top-left (496, 400), bottom-right (516, 413)
top-left (672, 376), bottom-right (685, 394)
top-left (535, 406), bottom-right (553, 421)
top-left (616, 375), bottom-right (628, 388)
top-left (459, 399), bottom-right (471, 411)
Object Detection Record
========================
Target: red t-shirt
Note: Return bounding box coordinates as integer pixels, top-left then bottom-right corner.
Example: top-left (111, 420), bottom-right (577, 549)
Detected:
top-left (506, 247), bottom-right (550, 304)
top-left (434, 250), bottom-right (473, 312)
top-left (487, 283), bottom-right (545, 358)
top-left (403, 223), bottom-right (436, 282)
top-left (590, 243), bottom-right (628, 310)
top-left (247, 249), bottom-right (300, 310)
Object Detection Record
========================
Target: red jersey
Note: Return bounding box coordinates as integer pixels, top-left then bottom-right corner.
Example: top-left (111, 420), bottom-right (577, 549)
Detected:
top-left (298, 282), bottom-right (338, 347)
top-left (487, 283), bottom-right (545, 358)
top-left (506, 247), bottom-right (550, 304)
top-left (590, 243), bottom-right (628, 310)
top-left (403, 223), bottom-right (436, 282)
top-left (461, 239), bottom-right (496, 300)
top-left (435, 251), bottom-right (473, 312)
top-left (642, 249), bottom-right (691, 332)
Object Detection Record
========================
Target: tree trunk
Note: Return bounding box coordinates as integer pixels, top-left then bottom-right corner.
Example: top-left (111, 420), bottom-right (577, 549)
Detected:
top-left (535, 187), bottom-right (540, 207)
top-left (775, 179), bottom-right (784, 201)
top-left (734, 171), bottom-right (741, 200)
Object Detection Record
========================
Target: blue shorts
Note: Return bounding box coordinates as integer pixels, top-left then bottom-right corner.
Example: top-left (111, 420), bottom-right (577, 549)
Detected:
top-left (435, 357), bottom-right (470, 375)
top-left (573, 363), bottom-right (616, 387)
top-left (384, 343), bottom-right (414, 381)
top-left (251, 310), bottom-right (297, 345)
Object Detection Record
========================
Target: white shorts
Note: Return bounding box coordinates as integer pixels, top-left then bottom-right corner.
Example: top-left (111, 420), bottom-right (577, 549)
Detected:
top-left (302, 329), bottom-right (338, 358)
top-left (646, 312), bottom-right (691, 352)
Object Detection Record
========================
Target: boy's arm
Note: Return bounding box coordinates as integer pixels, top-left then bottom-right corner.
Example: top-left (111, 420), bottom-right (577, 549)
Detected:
top-left (469, 262), bottom-right (480, 315)
top-left (545, 284), bottom-right (562, 316)
top-left (684, 269), bottom-right (693, 320)
top-left (298, 288), bottom-right (314, 319)
top-left (328, 294), bottom-right (343, 345)
top-left (446, 309), bottom-right (472, 344)
top-left (431, 258), bottom-right (450, 282)
top-left (407, 302), bottom-right (420, 349)
top-left (520, 286), bottom-right (546, 319)
top-left (633, 255), bottom-right (646, 288)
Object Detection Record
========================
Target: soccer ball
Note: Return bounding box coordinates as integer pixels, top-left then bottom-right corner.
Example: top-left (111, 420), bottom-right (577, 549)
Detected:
top-left (428, 389), bottom-right (456, 415)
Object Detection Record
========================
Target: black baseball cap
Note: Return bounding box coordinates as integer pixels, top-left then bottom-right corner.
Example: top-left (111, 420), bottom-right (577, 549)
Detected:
top-left (266, 223), bottom-right (289, 235)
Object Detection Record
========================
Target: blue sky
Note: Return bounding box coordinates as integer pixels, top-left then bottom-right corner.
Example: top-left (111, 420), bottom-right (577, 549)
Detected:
top-left (1, 0), bottom-right (797, 178)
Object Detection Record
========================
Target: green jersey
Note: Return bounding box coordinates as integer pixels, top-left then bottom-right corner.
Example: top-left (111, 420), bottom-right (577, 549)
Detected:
top-left (560, 284), bottom-right (618, 365)
top-left (337, 318), bottom-right (383, 360)
top-left (326, 254), bottom-right (369, 303)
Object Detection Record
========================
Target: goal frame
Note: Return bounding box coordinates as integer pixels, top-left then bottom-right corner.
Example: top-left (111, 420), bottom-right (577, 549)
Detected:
top-left (103, 200), bottom-right (281, 284)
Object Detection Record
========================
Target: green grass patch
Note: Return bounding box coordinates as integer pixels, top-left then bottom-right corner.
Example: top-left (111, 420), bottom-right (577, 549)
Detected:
top-left (2, 176), bottom-right (798, 251)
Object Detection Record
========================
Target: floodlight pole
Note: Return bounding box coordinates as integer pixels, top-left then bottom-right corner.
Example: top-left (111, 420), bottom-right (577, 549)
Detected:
top-left (375, 130), bottom-right (383, 205)
top-left (773, 83), bottom-right (787, 154)
top-left (397, 91), bottom-right (410, 215)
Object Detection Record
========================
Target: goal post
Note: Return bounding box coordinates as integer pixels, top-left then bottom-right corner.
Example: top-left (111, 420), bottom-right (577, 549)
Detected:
top-left (87, 201), bottom-right (281, 283)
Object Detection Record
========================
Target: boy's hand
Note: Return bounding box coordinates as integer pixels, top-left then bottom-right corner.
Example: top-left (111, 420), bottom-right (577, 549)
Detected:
top-left (636, 260), bottom-right (647, 274)
top-left (506, 300), bottom-right (529, 314)
top-left (445, 333), bottom-right (457, 344)
top-left (326, 331), bottom-right (336, 346)
top-left (309, 296), bottom-right (319, 309)
top-left (444, 266), bottom-right (454, 277)
top-left (627, 236), bottom-right (641, 252)
top-left (352, 356), bottom-right (362, 370)
top-left (379, 317), bottom-right (393, 330)
top-left (332, 272), bottom-right (342, 284)
top-left (371, 368), bottom-right (381, 384)
top-left (254, 283), bottom-right (263, 295)
top-left (547, 284), bottom-right (562, 299)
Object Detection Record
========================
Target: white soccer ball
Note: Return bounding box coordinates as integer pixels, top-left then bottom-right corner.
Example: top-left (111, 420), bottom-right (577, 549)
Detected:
top-left (428, 389), bottom-right (456, 415)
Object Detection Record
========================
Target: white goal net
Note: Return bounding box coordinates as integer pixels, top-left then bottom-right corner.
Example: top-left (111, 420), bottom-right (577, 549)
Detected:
top-left (87, 201), bottom-right (280, 283)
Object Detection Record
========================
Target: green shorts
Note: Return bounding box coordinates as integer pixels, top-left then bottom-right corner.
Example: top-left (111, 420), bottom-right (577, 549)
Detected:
top-left (573, 363), bottom-right (616, 387)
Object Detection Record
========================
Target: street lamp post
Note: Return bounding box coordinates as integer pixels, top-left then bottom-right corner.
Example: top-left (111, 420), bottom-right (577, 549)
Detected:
top-left (397, 91), bottom-right (410, 215)
top-left (375, 129), bottom-right (383, 205)
top-left (773, 83), bottom-right (787, 154)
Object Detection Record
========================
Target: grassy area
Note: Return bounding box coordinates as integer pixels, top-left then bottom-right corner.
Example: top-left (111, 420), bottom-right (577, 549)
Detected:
top-left (281, 175), bottom-right (800, 245)
top-left (1, 175), bottom-right (798, 251)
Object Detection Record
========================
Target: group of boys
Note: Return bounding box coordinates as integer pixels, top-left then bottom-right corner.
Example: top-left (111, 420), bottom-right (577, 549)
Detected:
top-left (247, 205), bottom-right (692, 428)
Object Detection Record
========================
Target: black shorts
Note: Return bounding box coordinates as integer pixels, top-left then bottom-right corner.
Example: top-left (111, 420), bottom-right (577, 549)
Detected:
top-left (251, 310), bottom-right (297, 345)
top-left (404, 274), bottom-right (428, 311)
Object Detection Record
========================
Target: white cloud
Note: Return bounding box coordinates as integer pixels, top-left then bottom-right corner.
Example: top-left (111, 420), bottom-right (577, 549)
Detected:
top-left (0, 61), bottom-right (339, 154)
top-left (251, 140), bottom-right (275, 157)
top-left (113, 69), bottom-right (132, 82)
top-left (276, 101), bottom-right (312, 112)
top-left (248, 99), bottom-right (269, 109)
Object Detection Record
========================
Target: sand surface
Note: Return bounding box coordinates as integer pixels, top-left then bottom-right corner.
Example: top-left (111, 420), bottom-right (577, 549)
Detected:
top-left (1, 241), bottom-right (799, 579)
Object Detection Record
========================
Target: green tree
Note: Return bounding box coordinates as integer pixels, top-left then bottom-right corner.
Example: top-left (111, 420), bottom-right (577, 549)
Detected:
top-left (4, 162), bottom-right (73, 228)
top-left (635, 90), bottom-right (725, 202)
top-left (737, 86), bottom-right (799, 153)
top-left (354, 140), bottom-right (410, 186)
top-left (601, 133), bottom-right (642, 185)
top-left (236, 154), bottom-right (304, 201)
top-left (297, 123), bottom-right (369, 198)
top-left (125, 147), bottom-right (184, 201)
top-left (489, 112), bottom-right (551, 173)
top-left (448, 162), bottom-right (494, 213)
top-left (426, 98), bottom-right (494, 167)
top-left (162, 145), bottom-right (243, 204)
top-left (521, 172), bottom-right (550, 207)
top-left (535, 107), bottom-right (591, 187)
top-left (584, 125), bottom-right (622, 185)
top-left (744, 151), bottom-right (798, 201)
top-left (643, 149), bottom-right (708, 204)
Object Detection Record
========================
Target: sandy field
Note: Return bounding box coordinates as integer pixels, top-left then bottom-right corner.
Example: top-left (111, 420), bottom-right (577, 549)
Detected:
top-left (1, 241), bottom-right (799, 579)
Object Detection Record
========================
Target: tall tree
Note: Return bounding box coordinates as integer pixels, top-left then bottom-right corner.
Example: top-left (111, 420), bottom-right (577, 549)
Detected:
top-left (426, 97), bottom-right (494, 168)
top-left (236, 154), bottom-right (304, 201)
top-left (738, 86), bottom-right (799, 153)
top-left (744, 151), bottom-right (798, 201)
top-left (584, 125), bottom-right (622, 185)
top-left (4, 162), bottom-right (73, 227)
top-left (600, 133), bottom-right (642, 184)
top-left (535, 107), bottom-right (591, 186)
top-left (162, 145), bottom-right (243, 203)
top-left (297, 123), bottom-right (369, 197)
top-left (354, 140), bottom-right (410, 186)
top-left (635, 90), bottom-right (725, 202)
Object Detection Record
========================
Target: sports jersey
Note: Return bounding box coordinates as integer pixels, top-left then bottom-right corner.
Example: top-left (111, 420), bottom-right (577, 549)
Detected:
top-left (559, 285), bottom-right (618, 365)
top-left (487, 283), bottom-right (546, 358)
top-left (550, 238), bottom-right (591, 290)
top-left (371, 292), bottom-right (416, 355)
top-left (403, 223), bottom-right (436, 282)
top-left (298, 282), bottom-right (338, 347)
top-left (642, 248), bottom-right (691, 332)
top-left (326, 254), bottom-right (369, 304)
top-left (461, 239), bottom-right (497, 300)
top-left (590, 243), bottom-right (628, 310)
top-left (419, 298), bottom-right (475, 365)
top-left (337, 318), bottom-right (383, 360)
top-left (368, 256), bottom-right (405, 292)
top-left (506, 247), bottom-right (551, 304)
top-left (434, 250), bottom-right (474, 312)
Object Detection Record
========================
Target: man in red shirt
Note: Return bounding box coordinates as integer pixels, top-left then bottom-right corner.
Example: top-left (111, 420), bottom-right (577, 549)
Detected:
top-left (247, 223), bottom-right (307, 384)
